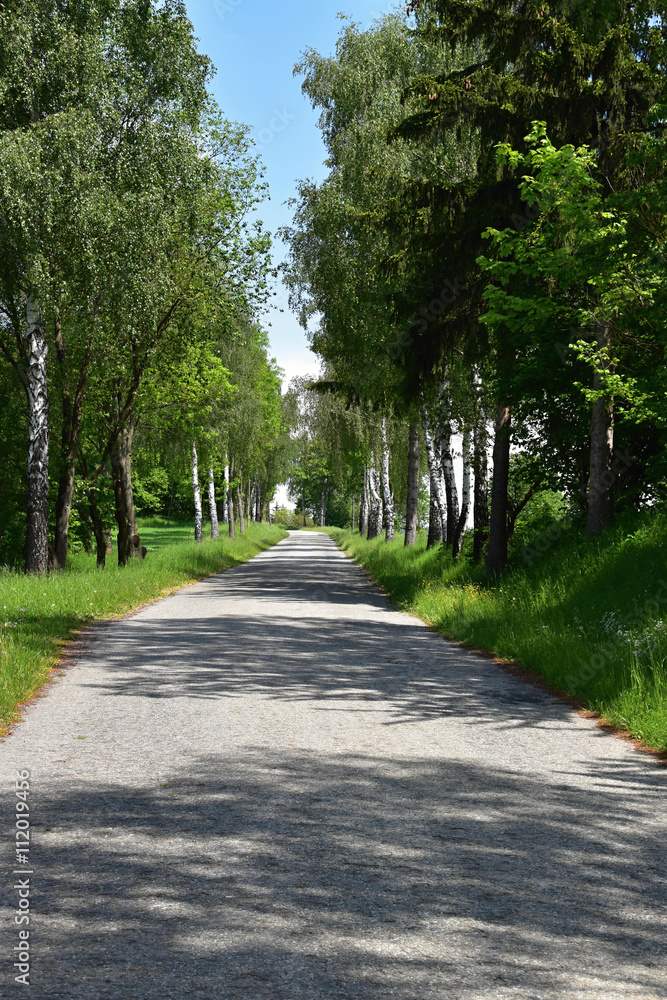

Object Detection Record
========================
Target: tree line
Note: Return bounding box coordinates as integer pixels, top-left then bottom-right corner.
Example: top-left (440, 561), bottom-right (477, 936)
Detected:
top-left (0, 0), bottom-right (287, 572)
top-left (282, 1), bottom-right (667, 571)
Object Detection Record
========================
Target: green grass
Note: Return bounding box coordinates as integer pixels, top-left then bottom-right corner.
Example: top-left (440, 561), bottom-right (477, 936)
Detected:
top-left (0, 519), bottom-right (286, 732)
top-left (329, 510), bottom-right (667, 754)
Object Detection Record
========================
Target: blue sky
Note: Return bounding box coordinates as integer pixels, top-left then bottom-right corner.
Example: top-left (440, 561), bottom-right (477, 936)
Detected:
top-left (185, 0), bottom-right (397, 387)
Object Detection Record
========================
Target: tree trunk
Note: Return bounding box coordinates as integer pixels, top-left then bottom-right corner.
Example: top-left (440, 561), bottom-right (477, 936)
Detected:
top-left (473, 405), bottom-right (489, 564)
top-left (380, 417), bottom-right (395, 542)
top-left (86, 486), bottom-right (108, 570)
top-left (301, 483), bottom-right (306, 527)
top-left (222, 463), bottom-right (230, 523)
top-left (427, 485), bottom-right (443, 549)
top-left (358, 467), bottom-right (369, 536)
top-left (208, 466), bottom-right (219, 539)
top-left (420, 404), bottom-right (447, 542)
top-left (320, 476), bottom-right (328, 527)
top-left (255, 482), bottom-right (262, 522)
top-left (24, 297), bottom-right (50, 574)
top-left (587, 323), bottom-right (614, 536)
top-left (451, 424), bottom-right (472, 557)
top-left (351, 495), bottom-right (356, 531)
top-left (227, 458), bottom-right (236, 539)
top-left (404, 422), bottom-right (419, 547)
top-left (110, 418), bottom-right (137, 566)
top-left (367, 456), bottom-right (383, 539)
top-left (191, 443), bottom-right (203, 543)
top-left (437, 407), bottom-right (459, 546)
top-left (486, 403), bottom-right (511, 576)
top-left (237, 469), bottom-right (245, 535)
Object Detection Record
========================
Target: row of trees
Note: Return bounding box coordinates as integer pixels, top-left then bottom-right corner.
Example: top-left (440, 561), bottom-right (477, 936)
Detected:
top-left (282, 2), bottom-right (667, 572)
top-left (0, 0), bottom-right (287, 571)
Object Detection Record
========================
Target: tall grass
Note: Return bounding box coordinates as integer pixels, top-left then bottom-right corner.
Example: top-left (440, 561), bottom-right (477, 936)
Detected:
top-left (0, 519), bottom-right (286, 731)
top-left (330, 510), bottom-right (667, 753)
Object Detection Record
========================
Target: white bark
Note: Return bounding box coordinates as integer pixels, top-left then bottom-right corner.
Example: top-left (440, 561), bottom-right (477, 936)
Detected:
top-left (358, 467), bottom-right (369, 536)
top-left (320, 476), bottom-right (328, 527)
top-left (192, 442), bottom-right (203, 543)
top-left (222, 463), bottom-right (230, 523)
top-left (436, 382), bottom-right (459, 543)
top-left (208, 467), bottom-right (219, 539)
top-left (380, 417), bottom-right (394, 542)
top-left (451, 424), bottom-right (472, 556)
top-left (24, 296), bottom-right (50, 573)
top-left (420, 403), bottom-right (447, 542)
top-left (367, 453), bottom-right (383, 539)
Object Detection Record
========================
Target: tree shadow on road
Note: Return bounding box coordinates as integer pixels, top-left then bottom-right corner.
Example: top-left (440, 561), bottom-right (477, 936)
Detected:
top-left (12, 750), bottom-right (666, 1000)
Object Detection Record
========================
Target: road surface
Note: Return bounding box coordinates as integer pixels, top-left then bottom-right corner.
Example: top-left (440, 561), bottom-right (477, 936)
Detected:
top-left (1, 530), bottom-right (666, 998)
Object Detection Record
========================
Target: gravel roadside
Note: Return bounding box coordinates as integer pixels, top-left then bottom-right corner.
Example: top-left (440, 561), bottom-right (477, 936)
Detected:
top-left (1, 529), bottom-right (666, 999)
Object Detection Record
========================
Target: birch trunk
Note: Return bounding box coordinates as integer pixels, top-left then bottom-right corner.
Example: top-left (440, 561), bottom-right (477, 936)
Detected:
top-left (427, 487), bottom-right (443, 549)
top-left (237, 469), bottom-right (245, 535)
top-left (358, 468), bottom-right (369, 536)
top-left (191, 443), bottom-right (203, 543)
top-left (227, 458), bottom-right (235, 539)
top-left (587, 323), bottom-right (615, 536)
top-left (367, 456), bottom-right (383, 540)
top-left (320, 477), bottom-right (328, 527)
top-left (451, 424), bottom-right (472, 557)
top-left (420, 404), bottom-right (447, 542)
top-left (110, 418), bottom-right (137, 566)
top-left (473, 406), bottom-right (489, 564)
top-left (404, 422), bottom-right (420, 547)
top-left (437, 413), bottom-right (459, 545)
top-left (24, 297), bottom-right (50, 573)
top-left (380, 417), bottom-right (394, 542)
top-left (208, 467), bottom-right (219, 539)
top-left (222, 463), bottom-right (230, 523)
top-left (486, 403), bottom-right (511, 575)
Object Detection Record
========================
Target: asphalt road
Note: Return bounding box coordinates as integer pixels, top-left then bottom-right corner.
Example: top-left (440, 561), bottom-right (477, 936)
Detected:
top-left (1, 530), bottom-right (666, 999)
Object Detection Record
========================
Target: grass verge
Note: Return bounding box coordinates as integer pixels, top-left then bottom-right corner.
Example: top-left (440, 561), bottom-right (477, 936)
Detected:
top-left (0, 519), bottom-right (286, 732)
top-left (329, 511), bottom-right (667, 754)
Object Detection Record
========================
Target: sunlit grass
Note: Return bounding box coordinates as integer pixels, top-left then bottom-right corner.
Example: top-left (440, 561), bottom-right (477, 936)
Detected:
top-left (329, 510), bottom-right (667, 754)
top-left (0, 519), bottom-right (286, 731)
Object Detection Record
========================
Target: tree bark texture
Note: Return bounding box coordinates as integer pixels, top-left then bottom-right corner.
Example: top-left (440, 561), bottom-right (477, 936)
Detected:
top-left (208, 466), bottom-right (219, 539)
top-left (420, 404), bottom-right (447, 542)
top-left (436, 402), bottom-right (459, 546)
top-left (227, 458), bottom-right (236, 539)
top-left (24, 297), bottom-right (50, 574)
top-left (380, 417), bottom-right (395, 542)
top-left (404, 422), bottom-right (420, 547)
top-left (427, 487), bottom-right (443, 549)
top-left (451, 424), bottom-right (472, 557)
top-left (237, 469), bottom-right (245, 535)
top-left (367, 456), bottom-right (383, 540)
top-left (191, 444), bottom-right (203, 542)
top-left (110, 418), bottom-right (137, 567)
top-left (486, 403), bottom-right (511, 576)
top-left (320, 477), bottom-right (328, 528)
top-left (358, 467), bottom-right (369, 537)
top-left (86, 486), bottom-right (108, 570)
top-left (473, 406), bottom-right (489, 564)
top-left (222, 464), bottom-right (230, 523)
top-left (587, 323), bottom-right (615, 536)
